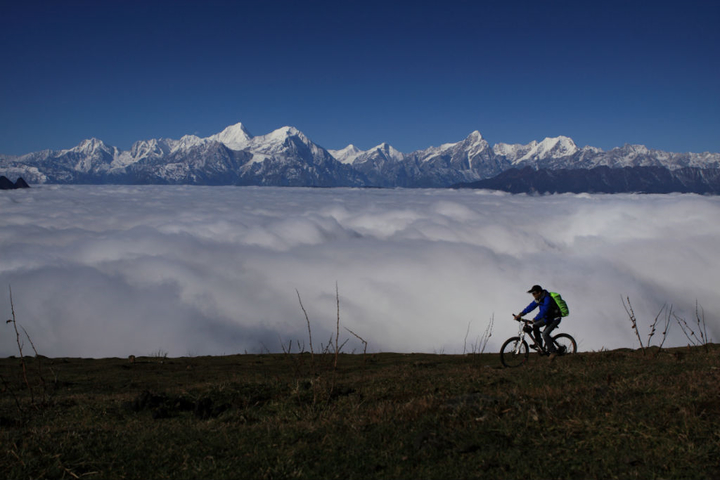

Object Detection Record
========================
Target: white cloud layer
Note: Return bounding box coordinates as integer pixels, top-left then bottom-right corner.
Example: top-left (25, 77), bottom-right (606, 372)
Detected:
top-left (1, 185), bottom-right (719, 358)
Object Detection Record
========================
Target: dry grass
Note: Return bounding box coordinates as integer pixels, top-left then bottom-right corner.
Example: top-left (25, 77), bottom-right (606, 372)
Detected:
top-left (1, 345), bottom-right (719, 479)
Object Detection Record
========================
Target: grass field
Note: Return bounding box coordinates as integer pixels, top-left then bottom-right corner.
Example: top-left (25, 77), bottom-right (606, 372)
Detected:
top-left (1, 345), bottom-right (719, 479)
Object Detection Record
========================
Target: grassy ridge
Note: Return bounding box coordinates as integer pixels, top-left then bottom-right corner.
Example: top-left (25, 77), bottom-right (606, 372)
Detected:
top-left (1, 346), bottom-right (719, 479)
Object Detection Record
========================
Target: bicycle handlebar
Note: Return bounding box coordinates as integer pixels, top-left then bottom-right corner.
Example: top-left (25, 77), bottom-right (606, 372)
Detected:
top-left (512, 315), bottom-right (533, 324)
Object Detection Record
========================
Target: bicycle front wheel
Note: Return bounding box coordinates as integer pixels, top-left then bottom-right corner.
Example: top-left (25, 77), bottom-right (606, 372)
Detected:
top-left (552, 333), bottom-right (577, 356)
top-left (500, 336), bottom-right (529, 368)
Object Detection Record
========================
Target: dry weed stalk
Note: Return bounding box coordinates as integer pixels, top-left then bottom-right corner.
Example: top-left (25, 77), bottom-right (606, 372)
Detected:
top-left (645, 304), bottom-right (664, 347)
top-left (20, 325), bottom-right (49, 403)
top-left (293, 286), bottom-right (353, 404)
top-left (645, 304), bottom-right (673, 356)
top-left (345, 327), bottom-right (368, 363)
top-left (622, 296), bottom-right (646, 354)
top-left (695, 301), bottom-right (710, 352)
top-left (8, 286), bottom-right (35, 404)
top-left (320, 335), bottom-right (334, 354)
top-left (4, 285), bottom-right (52, 417)
top-left (467, 315), bottom-right (494, 358)
top-left (288, 285), bottom-right (371, 404)
top-left (463, 320), bottom-right (472, 355)
top-left (623, 296), bottom-right (711, 355)
top-left (280, 337), bottom-right (306, 379)
top-left (479, 314), bottom-right (494, 354)
top-left (334, 282), bottom-right (340, 369)
top-left (296, 289), bottom-right (315, 364)
top-left (674, 301), bottom-right (711, 352)
top-left (653, 305), bottom-right (673, 356)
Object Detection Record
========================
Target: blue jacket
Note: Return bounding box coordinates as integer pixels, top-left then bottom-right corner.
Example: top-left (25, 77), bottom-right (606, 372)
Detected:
top-left (520, 290), bottom-right (561, 324)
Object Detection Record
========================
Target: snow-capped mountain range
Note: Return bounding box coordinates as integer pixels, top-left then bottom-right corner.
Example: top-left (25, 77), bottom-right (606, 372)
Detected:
top-left (1, 122), bottom-right (719, 188)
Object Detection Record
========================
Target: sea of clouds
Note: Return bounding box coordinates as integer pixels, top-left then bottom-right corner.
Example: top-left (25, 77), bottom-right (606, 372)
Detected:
top-left (1, 185), bottom-right (718, 358)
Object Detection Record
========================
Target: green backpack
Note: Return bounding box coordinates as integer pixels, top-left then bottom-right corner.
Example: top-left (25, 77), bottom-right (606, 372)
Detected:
top-left (549, 292), bottom-right (569, 317)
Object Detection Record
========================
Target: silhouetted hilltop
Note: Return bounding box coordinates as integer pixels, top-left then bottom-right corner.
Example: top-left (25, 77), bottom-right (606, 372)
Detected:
top-left (453, 166), bottom-right (720, 194)
top-left (0, 176), bottom-right (31, 190)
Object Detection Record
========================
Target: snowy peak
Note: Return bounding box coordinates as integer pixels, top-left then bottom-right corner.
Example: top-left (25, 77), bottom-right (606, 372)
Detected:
top-left (53, 138), bottom-right (118, 174)
top-left (208, 122), bottom-right (253, 150)
top-left (130, 138), bottom-right (171, 159)
top-left (330, 142), bottom-right (405, 165)
top-left (581, 145), bottom-right (604, 155)
top-left (369, 143), bottom-right (404, 162)
top-left (519, 136), bottom-right (578, 162)
top-left (542, 136), bottom-right (578, 156)
top-left (494, 136), bottom-right (579, 164)
top-left (249, 126), bottom-right (316, 155)
top-left (492, 142), bottom-right (530, 158)
top-left (329, 144), bottom-right (363, 164)
top-left (345, 142), bottom-right (404, 166)
top-left (69, 138), bottom-right (112, 155)
top-left (417, 131), bottom-right (489, 164)
top-left (256, 126), bottom-right (305, 145)
top-left (277, 126), bottom-right (300, 136)
top-left (202, 123), bottom-right (312, 153)
top-left (172, 135), bottom-right (205, 152)
top-left (616, 144), bottom-right (651, 155)
top-left (467, 130), bottom-right (484, 142)
top-left (461, 130), bottom-right (490, 155)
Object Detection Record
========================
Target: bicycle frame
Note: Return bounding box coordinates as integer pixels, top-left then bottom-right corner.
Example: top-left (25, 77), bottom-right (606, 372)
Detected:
top-left (513, 319), bottom-right (536, 354)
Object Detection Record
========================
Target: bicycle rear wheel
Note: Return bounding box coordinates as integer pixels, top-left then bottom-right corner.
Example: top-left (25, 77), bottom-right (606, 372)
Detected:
top-left (552, 333), bottom-right (577, 356)
top-left (500, 336), bottom-right (529, 368)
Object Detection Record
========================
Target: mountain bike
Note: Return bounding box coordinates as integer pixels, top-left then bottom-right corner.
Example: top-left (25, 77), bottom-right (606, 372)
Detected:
top-left (500, 317), bottom-right (577, 368)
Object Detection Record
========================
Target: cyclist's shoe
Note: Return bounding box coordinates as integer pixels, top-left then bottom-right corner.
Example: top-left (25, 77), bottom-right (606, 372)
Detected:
top-left (529, 344), bottom-right (540, 350)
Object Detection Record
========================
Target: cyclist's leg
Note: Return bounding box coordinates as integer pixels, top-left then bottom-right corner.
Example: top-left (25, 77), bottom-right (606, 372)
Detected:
top-left (532, 322), bottom-right (544, 350)
top-left (542, 318), bottom-right (561, 353)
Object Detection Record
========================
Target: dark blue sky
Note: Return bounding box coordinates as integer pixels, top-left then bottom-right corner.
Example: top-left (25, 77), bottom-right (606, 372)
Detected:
top-left (1, 0), bottom-right (718, 155)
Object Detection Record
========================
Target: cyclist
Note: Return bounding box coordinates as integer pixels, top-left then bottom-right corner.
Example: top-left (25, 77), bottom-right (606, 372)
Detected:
top-left (513, 285), bottom-right (562, 359)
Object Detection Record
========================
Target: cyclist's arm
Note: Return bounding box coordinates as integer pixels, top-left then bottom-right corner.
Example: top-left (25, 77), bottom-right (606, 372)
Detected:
top-left (519, 301), bottom-right (538, 317)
